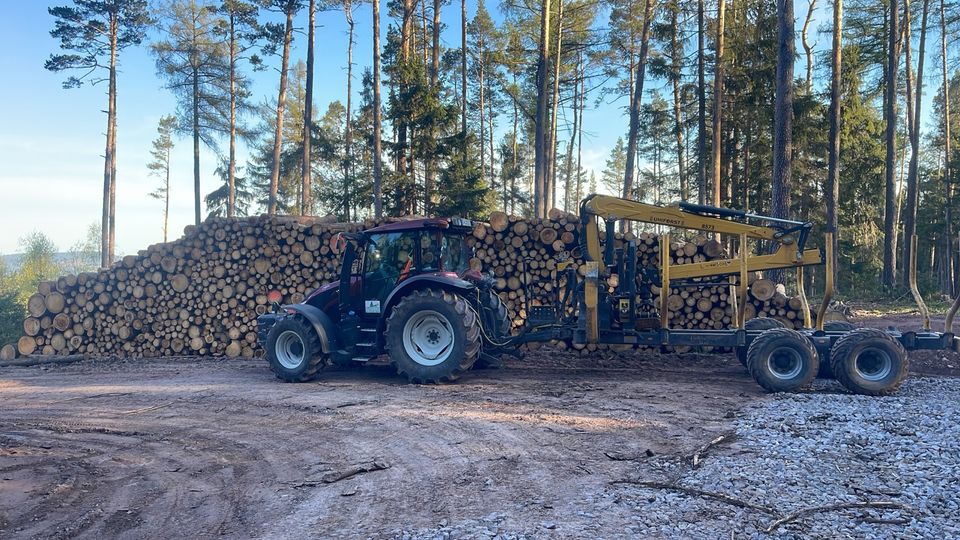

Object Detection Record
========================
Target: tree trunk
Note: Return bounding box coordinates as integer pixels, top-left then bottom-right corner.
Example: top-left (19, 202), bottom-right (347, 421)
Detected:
top-left (711, 0), bottom-right (726, 212)
top-left (770, 0), bottom-right (794, 283)
top-left (102, 13), bottom-right (117, 268)
top-left (373, 0), bottom-right (383, 218)
top-left (512, 71), bottom-right (519, 215)
top-left (772, 0), bottom-right (793, 222)
top-left (623, 0), bottom-right (655, 206)
top-left (461, 0), bottom-right (468, 136)
top-left (882, 0), bottom-right (901, 287)
top-left (268, 7), bottom-right (295, 215)
top-left (801, 0), bottom-right (817, 95)
top-left (163, 146), bottom-right (170, 242)
top-left (425, 0), bottom-right (440, 211)
top-left (302, 0), bottom-right (316, 216)
top-left (228, 13), bottom-right (237, 218)
top-left (344, 2), bottom-right (354, 221)
top-left (670, 0), bottom-right (687, 201)
top-left (575, 50), bottom-right (585, 204)
top-left (697, 0), bottom-right (707, 205)
top-left (534, 0), bottom-right (552, 218)
top-left (942, 0), bottom-right (954, 295)
top-left (479, 37), bottom-right (486, 186)
top-left (547, 0), bottom-right (564, 212)
top-left (192, 65), bottom-right (201, 225)
top-left (902, 0), bottom-right (930, 286)
top-left (826, 0), bottom-right (842, 292)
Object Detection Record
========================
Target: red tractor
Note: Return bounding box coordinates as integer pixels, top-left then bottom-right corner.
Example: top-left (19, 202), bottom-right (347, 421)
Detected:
top-left (257, 218), bottom-right (513, 383)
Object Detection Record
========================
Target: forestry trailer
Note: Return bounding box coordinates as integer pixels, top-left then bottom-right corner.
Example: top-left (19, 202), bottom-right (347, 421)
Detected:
top-left (257, 194), bottom-right (959, 395)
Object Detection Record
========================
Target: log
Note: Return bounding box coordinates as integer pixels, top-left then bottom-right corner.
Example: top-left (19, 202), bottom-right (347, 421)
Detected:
top-left (489, 212), bottom-right (509, 232)
top-left (17, 336), bottom-right (37, 356)
top-left (0, 344), bottom-right (17, 360)
top-left (750, 279), bottom-right (777, 302)
top-left (27, 294), bottom-right (46, 317)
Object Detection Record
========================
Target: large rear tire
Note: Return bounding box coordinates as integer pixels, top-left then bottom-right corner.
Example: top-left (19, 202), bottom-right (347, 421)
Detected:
top-left (265, 317), bottom-right (326, 382)
top-left (746, 328), bottom-right (819, 392)
top-left (830, 328), bottom-right (908, 396)
top-left (736, 317), bottom-right (787, 367)
top-left (386, 289), bottom-right (481, 383)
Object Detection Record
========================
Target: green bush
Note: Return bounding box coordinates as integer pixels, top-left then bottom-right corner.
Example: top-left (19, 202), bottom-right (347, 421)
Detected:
top-left (0, 291), bottom-right (23, 347)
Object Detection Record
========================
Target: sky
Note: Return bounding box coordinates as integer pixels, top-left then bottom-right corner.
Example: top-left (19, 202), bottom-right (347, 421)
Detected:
top-left (0, 0), bottom-right (891, 257)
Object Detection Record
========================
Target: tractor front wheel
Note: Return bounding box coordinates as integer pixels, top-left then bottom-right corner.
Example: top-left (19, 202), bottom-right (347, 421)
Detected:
top-left (265, 317), bottom-right (327, 382)
top-left (386, 289), bottom-right (481, 383)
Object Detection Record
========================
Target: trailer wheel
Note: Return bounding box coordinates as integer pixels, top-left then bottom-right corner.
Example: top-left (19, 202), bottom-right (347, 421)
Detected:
top-left (746, 328), bottom-right (819, 392)
top-left (829, 328), bottom-right (908, 396)
top-left (265, 317), bottom-right (327, 382)
top-left (474, 291), bottom-right (510, 369)
top-left (386, 288), bottom-right (481, 383)
top-left (823, 320), bottom-right (856, 332)
top-left (736, 318), bottom-right (787, 367)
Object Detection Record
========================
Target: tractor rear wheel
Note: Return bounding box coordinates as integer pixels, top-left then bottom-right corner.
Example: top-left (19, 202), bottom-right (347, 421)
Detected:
top-left (736, 317), bottom-right (787, 367)
top-left (474, 291), bottom-right (510, 369)
top-left (829, 328), bottom-right (908, 396)
top-left (386, 288), bottom-right (481, 383)
top-left (265, 317), bottom-right (327, 382)
top-left (746, 328), bottom-right (819, 392)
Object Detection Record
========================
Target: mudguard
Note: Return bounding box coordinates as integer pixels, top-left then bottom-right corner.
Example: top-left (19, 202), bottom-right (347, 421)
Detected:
top-left (380, 274), bottom-right (477, 328)
top-left (284, 303), bottom-right (338, 354)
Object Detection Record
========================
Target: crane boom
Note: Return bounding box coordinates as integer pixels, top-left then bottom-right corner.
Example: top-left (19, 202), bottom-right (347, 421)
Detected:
top-left (578, 194), bottom-right (823, 280)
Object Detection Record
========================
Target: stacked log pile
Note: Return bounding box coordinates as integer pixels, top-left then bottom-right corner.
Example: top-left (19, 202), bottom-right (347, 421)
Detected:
top-left (1, 212), bottom-right (809, 360)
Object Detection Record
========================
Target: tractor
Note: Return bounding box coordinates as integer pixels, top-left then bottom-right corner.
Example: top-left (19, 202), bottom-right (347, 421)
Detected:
top-left (256, 217), bottom-right (513, 384)
top-left (259, 195), bottom-right (960, 396)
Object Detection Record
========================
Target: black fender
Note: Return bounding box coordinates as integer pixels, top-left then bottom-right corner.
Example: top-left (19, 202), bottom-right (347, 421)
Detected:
top-left (379, 274), bottom-right (478, 336)
top-left (284, 303), bottom-right (338, 354)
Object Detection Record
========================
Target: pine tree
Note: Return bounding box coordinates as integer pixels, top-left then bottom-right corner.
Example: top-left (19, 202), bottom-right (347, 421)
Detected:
top-left (45, 0), bottom-right (151, 267)
top-left (147, 115), bottom-right (176, 242)
top-left (153, 0), bottom-right (232, 225)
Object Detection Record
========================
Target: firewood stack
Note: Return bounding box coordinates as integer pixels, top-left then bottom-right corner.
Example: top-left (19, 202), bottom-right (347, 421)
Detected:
top-left (1, 211), bottom-right (809, 360)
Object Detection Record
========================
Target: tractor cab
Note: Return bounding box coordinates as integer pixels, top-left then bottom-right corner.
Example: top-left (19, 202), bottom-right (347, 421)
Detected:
top-left (342, 218), bottom-right (475, 320)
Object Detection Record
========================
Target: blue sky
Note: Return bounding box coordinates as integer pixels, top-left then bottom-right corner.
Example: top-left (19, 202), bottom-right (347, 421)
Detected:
top-left (0, 0), bottom-right (899, 257)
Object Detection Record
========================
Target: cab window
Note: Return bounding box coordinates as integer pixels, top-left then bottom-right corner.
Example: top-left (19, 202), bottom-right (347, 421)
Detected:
top-left (364, 232), bottom-right (418, 302)
top-left (440, 234), bottom-right (468, 274)
top-left (420, 232), bottom-right (440, 271)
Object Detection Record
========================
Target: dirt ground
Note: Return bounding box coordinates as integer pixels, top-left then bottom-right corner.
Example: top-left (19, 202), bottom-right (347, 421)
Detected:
top-left (1, 312), bottom-right (957, 539)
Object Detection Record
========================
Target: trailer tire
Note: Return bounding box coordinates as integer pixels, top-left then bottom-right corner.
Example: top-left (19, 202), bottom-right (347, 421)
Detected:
top-left (736, 318), bottom-right (787, 367)
top-left (265, 316), bottom-right (327, 382)
top-left (823, 320), bottom-right (857, 332)
top-left (474, 291), bottom-right (510, 369)
top-left (829, 328), bottom-right (908, 396)
top-left (746, 328), bottom-right (819, 392)
top-left (386, 288), bottom-right (481, 383)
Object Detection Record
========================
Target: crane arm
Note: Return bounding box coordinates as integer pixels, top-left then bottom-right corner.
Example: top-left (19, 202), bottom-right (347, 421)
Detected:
top-left (578, 194), bottom-right (822, 278)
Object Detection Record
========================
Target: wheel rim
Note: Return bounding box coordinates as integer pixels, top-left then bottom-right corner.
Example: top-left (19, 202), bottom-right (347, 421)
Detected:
top-left (767, 346), bottom-right (804, 380)
top-left (854, 347), bottom-right (893, 381)
top-left (275, 330), bottom-right (306, 369)
top-left (402, 310), bottom-right (455, 366)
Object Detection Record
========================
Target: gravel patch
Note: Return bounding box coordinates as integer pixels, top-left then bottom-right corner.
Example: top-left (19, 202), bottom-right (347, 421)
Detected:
top-left (394, 377), bottom-right (960, 539)
top-left (612, 376), bottom-right (960, 539)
